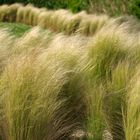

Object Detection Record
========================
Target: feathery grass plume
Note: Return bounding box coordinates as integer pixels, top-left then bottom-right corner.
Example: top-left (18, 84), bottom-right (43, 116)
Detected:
top-left (89, 15), bottom-right (109, 35)
top-left (37, 10), bottom-right (53, 29)
top-left (22, 4), bottom-right (34, 25)
top-left (7, 3), bottom-right (23, 23)
top-left (47, 9), bottom-right (60, 31)
top-left (0, 5), bottom-right (9, 22)
top-left (59, 12), bottom-right (82, 34)
top-left (16, 5), bottom-right (26, 23)
top-left (49, 9), bottom-right (69, 32)
top-left (50, 10), bottom-right (72, 33)
top-left (61, 13), bottom-right (74, 32)
top-left (124, 71), bottom-right (140, 140)
top-left (0, 52), bottom-right (67, 140)
top-left (37, 11), bottom-right (47, 28)
top-left (37, 34), bottom-right (89, 139)
top-left (65, 11), bottom-right (87, 34)
top-left (0, 29), bottom-right (15, 140)
top-left (29, 7), bottom-right (45, 26)
top-left (78, 15), bottom-right (93, 36)
top-left (29, 8), bottom-right (40, 26)
top-left (123, 33), bottom-right (140, 71)
top-left (92, 22), bottom-right (140, 139)
top-left (106, 16), bottom-right (140, 35)
top-left (0, 31), bottom-right (89, 139)
top-left (104, 62), bottom-right (134, 140)
top-left (64, 13), bottom-right (84, 35)
top-left (0, 29), bottom-right (15, 73)
top-left (84, 26), bottom-right (134, 139)
top-left (102, 16), bottom-right (140, 64)
top-left (41, 10), bottom-right (54, 29)
top-left (86, 30), bottom-right (128, 83)
top-left (78, 14), bottom-right (109, 36)
top-left (13, 27), bottom-right (53, 55)
top-left (55, 10), bottom-right (71, 32)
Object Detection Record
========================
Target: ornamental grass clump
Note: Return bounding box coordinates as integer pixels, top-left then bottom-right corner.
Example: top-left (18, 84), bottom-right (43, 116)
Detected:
top-left (0, 5), bottom-right (9, 22)
top-left (0, 27), bottom-right (89, 139)
top-left (16, 6), bottom-right (25, 23)
top-left (83, 23), bottom-right (139, 139)
top-left (8, 3), bottom-right (22, 22)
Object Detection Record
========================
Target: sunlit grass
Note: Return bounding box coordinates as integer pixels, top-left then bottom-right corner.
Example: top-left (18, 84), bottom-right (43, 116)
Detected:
top-left (0, 3), bottom-right (139, 140)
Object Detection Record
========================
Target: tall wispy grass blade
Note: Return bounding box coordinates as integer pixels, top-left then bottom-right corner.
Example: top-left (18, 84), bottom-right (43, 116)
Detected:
top-left (124, 71), bottom-right (140, 140)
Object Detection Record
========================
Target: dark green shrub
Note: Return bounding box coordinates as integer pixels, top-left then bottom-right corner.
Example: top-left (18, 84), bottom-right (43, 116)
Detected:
top-left (129, 0), bottom-right (140, 19)
top-left (27, 0), bottom-right (89, 13)
top-left (0, 0), bottom-right (89, 13)
top-left (67, 0), bottom-right (89, 13)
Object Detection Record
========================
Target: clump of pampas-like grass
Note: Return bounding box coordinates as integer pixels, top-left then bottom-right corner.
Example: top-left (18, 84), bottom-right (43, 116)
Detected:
top-left (0, 27), bottom-right (89, 140)
top-left (0, 53), bottom-right (67, 140)
top-left (7, 3), bottom-right (23, 22)
top-left (63, 12), bottom-right (83, 34)
top-left (16, 6), bottom-right (25, 23)
top-left (29, 7), bottom-right (45, 26)
top-left (0, 29), bottom-right (15, 72)
top-left (48, 9), bottom-right (70, 32)
top-left (54, 10), bottom-right (71, 33)
top-left (82, 20), bottom-right (140, 140)
top-left (37, 10), bottom-right (53, 29)
top-left (13, 27), bottom-right (54, 55)
top-left (0, 5), bottom-right (9, 22)
top-left (0, 4), bottom-right (22, 22)
top-left (88, 15), bottom-right (109, 35)
top-left (78, 14), bottom-right (109, 36)
top-left (22, 4), bottom-right (34, 25)
top-left (0, 29), bottom-right (15, 140)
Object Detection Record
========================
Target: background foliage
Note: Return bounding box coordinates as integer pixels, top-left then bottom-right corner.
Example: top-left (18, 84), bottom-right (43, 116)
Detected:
top-left (0, 0), bottom-right (139, 19)
top-left (129, 0), bottom-right (140, 19)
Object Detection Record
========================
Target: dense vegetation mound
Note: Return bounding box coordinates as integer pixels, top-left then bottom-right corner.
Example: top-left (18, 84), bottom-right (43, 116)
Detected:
top-left (0, 3), bottom-right (139, 140)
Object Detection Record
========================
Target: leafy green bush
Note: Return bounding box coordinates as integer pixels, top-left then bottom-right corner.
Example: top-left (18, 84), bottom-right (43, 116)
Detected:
top-left (129, 0), bottom-right (140, 19)
top-left (66, 0), bottom-right (89, 13)
top-left (27, 0), bottom-right (89, 13)
top-left (26, 0), bottom-right (66, 9)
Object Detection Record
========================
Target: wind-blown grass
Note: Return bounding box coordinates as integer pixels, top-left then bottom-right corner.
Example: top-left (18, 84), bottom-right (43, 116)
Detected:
top-left (124, 73), bottom-right (140, 140)
top-left (0, 3), bottom-right (112, 36)
top-left (0, 3), bottom-right (139, 140)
